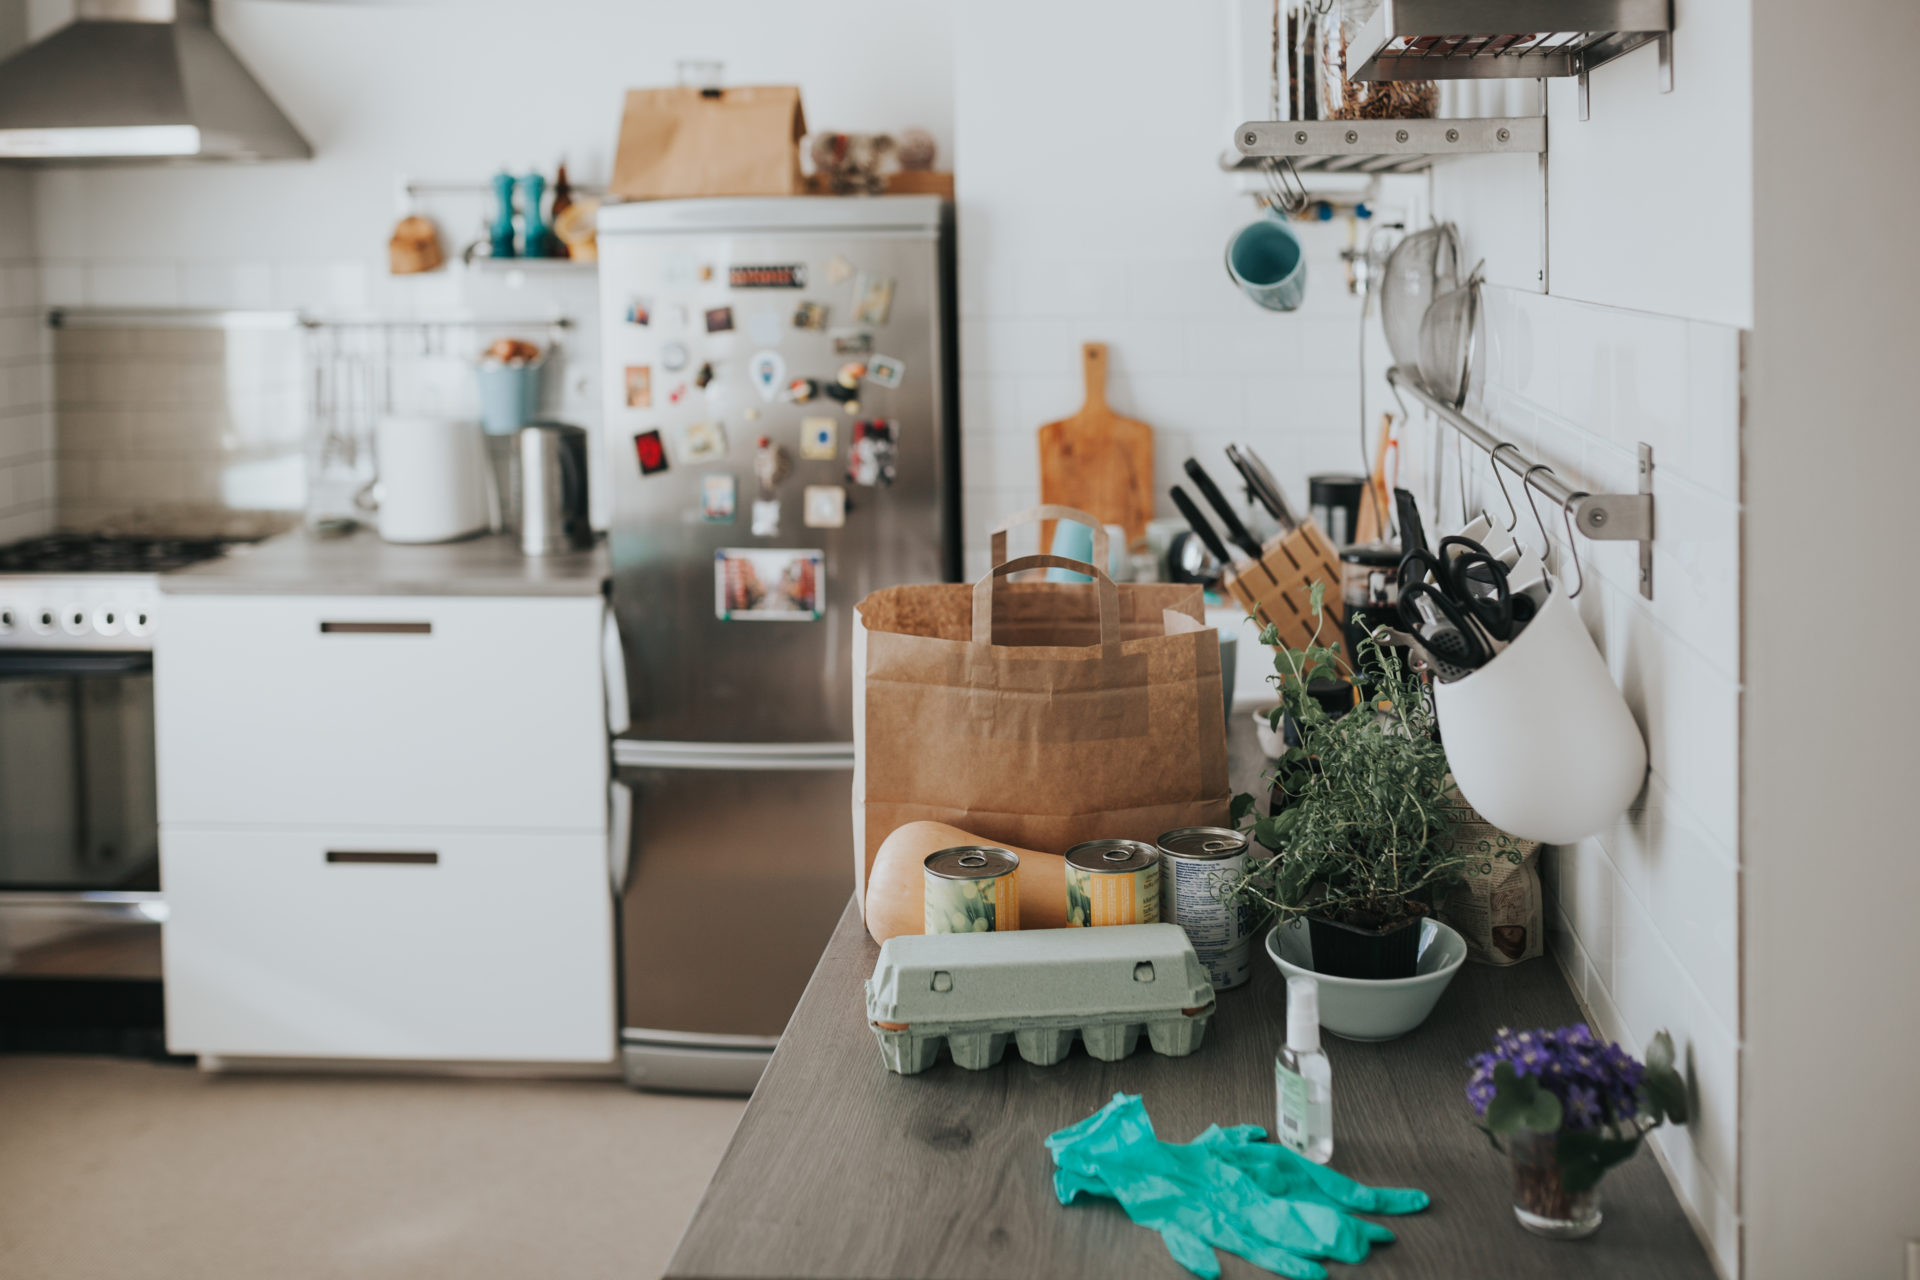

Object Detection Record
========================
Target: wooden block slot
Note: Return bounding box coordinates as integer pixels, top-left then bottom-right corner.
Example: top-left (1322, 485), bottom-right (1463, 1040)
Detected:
top-left (1220, 521), bottom-right (1346, 652)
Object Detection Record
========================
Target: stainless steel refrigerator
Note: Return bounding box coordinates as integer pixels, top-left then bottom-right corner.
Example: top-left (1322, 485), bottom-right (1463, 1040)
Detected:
top-left (597, 197), bottom-right (958, 1093)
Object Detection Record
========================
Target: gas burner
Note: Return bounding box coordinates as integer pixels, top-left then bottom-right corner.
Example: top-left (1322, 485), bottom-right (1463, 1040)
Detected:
top-left (0, 533), bottom-right (243, 575)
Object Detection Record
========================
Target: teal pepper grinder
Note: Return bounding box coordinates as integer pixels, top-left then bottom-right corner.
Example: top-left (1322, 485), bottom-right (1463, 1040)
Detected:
top-left (520, 171), bottom-right (549, 259)
top-left (489, 171), bottom-right (517, 259)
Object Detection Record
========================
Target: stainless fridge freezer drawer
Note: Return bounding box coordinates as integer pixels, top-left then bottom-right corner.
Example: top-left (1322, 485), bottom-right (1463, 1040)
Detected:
top-left (617, 748), bottom-right (853, 1095)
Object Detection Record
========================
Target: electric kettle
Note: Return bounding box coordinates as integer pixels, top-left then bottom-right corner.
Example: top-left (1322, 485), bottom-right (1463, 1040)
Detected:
top-left (516, 422), bottom-right (593, 555)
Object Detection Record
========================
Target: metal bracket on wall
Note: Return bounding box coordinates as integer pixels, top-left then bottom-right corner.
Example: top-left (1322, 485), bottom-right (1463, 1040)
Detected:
top-left (1387, 365), bottom-right (1658, 599)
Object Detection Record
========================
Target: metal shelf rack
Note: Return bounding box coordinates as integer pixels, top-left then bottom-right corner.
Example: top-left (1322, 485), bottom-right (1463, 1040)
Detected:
top-left (1348, 1), bottom-right (1674, 120)
top-left (1230, 116), bottom-right (1544, 174)
top-left (1388, 364), bottom-right (1656, 599)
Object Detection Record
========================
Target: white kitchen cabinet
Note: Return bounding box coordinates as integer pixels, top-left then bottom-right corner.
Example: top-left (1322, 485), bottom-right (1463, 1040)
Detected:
top-left (156, 594), bottom-right (607, 831)
top-left (162, 826), bottom-right (614, 1062)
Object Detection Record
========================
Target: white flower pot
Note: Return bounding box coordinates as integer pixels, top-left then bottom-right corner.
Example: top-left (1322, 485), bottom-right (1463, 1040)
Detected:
top-left (1432, 584), bottom-right (1646, 844)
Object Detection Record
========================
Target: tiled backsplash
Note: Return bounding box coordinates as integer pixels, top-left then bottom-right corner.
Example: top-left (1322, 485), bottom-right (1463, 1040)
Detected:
top-left (0, 261), bottom-right (51, 544)
top-left (1399, 284), bottom-right (1743, 1272)
top-left (52, 325), bottom-right (306, 529)
top-left (957, 218), bottom-right (1393, 578)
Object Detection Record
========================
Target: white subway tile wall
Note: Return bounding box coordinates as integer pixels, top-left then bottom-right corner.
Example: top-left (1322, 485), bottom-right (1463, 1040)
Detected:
top-left (0, 260), bottom-right (52, 544)
top-left (1401, 285), bottom-right (1743, 1274)
top-left (957, 219), bottom-right (1394, 579)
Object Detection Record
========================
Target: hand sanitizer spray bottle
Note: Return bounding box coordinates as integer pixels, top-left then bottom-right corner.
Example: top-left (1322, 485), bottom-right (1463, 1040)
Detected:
top-left (1275, 974), bottom-right (1333, 1163)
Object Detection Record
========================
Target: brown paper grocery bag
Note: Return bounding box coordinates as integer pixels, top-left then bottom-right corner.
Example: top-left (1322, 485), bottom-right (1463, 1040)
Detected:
top-left (609, 85), bottom-right (806, 200)
top-left (852, 509), bottom-right (1230, 901)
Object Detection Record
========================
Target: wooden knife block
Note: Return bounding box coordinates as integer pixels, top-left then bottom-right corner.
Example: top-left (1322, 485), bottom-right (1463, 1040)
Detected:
top-left (1219, 521), bottom-right (1346, 653)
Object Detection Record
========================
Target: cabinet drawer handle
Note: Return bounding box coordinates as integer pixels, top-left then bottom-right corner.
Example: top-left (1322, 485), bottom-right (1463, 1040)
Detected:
top-left (325, 850), bottom-right (438, 866)
top-left (319, 621), bottom-right (432, 635)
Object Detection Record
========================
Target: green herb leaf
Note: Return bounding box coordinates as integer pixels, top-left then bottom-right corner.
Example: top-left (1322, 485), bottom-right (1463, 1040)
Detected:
top-left (1484, 1061), bottom-right (1564, 1135)
top-left (1229, 792), bottom-right (1257, 825)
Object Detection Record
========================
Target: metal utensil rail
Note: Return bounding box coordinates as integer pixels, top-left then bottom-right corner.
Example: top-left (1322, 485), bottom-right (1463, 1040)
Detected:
top-left (1387, 364), bottom-right (1656, 599)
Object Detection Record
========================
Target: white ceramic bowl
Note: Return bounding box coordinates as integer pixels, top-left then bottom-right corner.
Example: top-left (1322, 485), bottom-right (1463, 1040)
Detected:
top-left (1265, 917), bottom-right (1468, 1042)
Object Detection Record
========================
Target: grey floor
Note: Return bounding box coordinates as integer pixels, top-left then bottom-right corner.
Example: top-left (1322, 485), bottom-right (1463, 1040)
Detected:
top-left (0, 1056), bottom-right (745, 1280)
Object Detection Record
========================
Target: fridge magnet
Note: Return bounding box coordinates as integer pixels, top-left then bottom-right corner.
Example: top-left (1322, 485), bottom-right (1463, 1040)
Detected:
top-left (843, 399), bottom-right (862, 416)
top-left (803, 484), bottom-right (847, 529)
top-left (662, 341), bottom-right (689, 372)
top-left (624, 297), bottom-right (652, 326)
top-left (824, 380), bottom-right (858, 405)
top-left (853, 275), bottom-right (895, 326)
top-left (800, 417), bottom-right (837, 460)
top-left (749, 499), bottom-right (782, 538)
top-left (754, 435), bottom-right (793, 492)
top-left (826, 254), bottom-right (856, 285)
top-left (704, 306), bottom-right (735, 334)
top-left (836, 361), bottom-right (866, 389)
top-left (624, 365), bottom-right (652, 408)
top-left (715, 547), bottom-right (823, 621)
top-left (793, 300), bottom-right (829, 331)
top-left (682, 420), bottom-right (728, 461)
top-left (746, 307), bottom-right (784, 346)
top-left (867, 354), bottom-right (905, 389)
top-left (730, 263), bottom-right (807, 289)
top-left (668, 382), bottom-right (689, 404)
top-left (847, 420), bottom-right (897, 488)
top-left (749, 350), bottom-right (787, 401)
top-left (701, 472), bottom-right (737, 522)
top-left (633, 429), bottom-right (670, 476)
top-left (693, 361), bottom-right (716, 389)
top-left (698, 263), bottom-right (715, 282)
top-left (786, 377), bottom-right (817, 403)
top-left (744, 407), bottom-right (760, 421)
top-left (831, 329), bottom-right (873, 356)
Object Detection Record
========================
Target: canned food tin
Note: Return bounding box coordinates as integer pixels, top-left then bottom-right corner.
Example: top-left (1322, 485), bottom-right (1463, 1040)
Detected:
top-left (1157, 826), bottom-right (1255, 989)
top-left (923, 846), bottom-right (1021, 934)
top-left (1063, 840), bottom-right (1161, 927)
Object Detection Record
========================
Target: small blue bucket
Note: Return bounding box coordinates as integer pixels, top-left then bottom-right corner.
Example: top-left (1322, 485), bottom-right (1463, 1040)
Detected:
top-left (1226, 217), bottom-right (1307, 312)
top-left (476, 360), bottom-right (545, 436)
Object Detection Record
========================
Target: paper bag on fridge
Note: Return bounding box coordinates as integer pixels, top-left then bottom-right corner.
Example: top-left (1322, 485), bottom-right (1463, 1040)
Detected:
top-left (852, 507), bottom-right (1231, 901)
top-left (609, 85), bottom-right (806, 200)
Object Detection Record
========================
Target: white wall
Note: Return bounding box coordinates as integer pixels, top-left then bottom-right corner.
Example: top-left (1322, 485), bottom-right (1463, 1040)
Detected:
top-left (951, 0), bottom-right (1409, 588)
top-left (0, 2), bottom-right (50, 540)
top-left (1743, 2), bottom-right (1920, 1277)
top-left (1413, 4), bottom-right (1751, 1274)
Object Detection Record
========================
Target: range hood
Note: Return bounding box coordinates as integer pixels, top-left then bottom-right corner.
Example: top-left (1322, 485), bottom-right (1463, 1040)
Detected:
top-left (0, 0), bottom-right (310, 162)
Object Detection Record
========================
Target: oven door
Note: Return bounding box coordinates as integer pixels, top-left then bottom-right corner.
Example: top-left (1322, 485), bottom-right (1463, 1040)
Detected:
top-left (0, 650), bottom-right (161, 983)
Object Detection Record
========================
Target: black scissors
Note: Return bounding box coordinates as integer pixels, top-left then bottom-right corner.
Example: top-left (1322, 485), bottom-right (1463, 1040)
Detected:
top-left (1396, 535), bottom-right (1514, 671)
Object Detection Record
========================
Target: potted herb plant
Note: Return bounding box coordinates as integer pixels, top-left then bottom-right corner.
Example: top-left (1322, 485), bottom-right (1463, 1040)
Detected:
top-left (1468, 1023), bottom-right (1690, 1238)
top-left (1228, 587), bottom-right (1474, 980)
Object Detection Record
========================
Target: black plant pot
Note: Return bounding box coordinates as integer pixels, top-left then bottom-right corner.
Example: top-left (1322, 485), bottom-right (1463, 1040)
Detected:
top-left (1306, 914), bottom-right (1422, 980)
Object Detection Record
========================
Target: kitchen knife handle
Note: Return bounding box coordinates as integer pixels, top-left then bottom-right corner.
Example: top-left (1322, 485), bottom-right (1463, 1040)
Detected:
top-left (1170, 486), bottom-right (1232, 566)
top-left (1184, 459), bottom-right (1264, 559)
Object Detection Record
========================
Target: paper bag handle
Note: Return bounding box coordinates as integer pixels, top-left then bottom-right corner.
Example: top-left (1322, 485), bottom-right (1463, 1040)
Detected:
top-left (972, 554), bottom-right (1121, 649)
top-left (990, 505), bottom-right (1108, 571)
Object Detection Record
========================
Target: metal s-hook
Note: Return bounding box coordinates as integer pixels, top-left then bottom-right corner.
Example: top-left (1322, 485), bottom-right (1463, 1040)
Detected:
top-left (1559, 490), bottom-right (1590, 599)
top-left (1521, 463), bottom-right (1558, 561)
top-left (1489, 443), bottom-right (1522, 531)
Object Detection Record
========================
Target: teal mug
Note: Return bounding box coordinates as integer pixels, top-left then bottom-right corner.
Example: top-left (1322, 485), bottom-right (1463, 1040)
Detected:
top-left (1225, 216), bottom-right (1307, 312)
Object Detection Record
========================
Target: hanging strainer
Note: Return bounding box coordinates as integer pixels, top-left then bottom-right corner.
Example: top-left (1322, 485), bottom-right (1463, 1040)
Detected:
top-left (1380, 222), bottom-right (1460, 372)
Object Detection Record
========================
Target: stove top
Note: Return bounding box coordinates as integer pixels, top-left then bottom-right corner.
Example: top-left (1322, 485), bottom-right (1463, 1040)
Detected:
top-left (0, 533), bottom-right (244, 576)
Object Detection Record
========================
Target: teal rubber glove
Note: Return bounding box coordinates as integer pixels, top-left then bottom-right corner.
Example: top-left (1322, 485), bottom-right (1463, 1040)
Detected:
top-left (1046, 1093), bottom-right (1427, 1280)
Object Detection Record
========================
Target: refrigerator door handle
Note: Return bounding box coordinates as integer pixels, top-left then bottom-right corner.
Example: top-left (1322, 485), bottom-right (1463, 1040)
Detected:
top-left (613, 740), bottom-right (855, 771)
top-left (608, 779), bottom-right (634, 894)
top-left (602, 604), bottom-right (632, 738)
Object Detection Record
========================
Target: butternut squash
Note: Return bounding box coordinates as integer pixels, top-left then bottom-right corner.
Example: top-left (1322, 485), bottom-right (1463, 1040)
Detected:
top-left (865, 821), bottom-right (1069, 944)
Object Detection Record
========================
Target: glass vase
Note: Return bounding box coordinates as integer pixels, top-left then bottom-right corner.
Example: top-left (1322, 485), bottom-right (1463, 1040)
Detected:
top-left (1509, 1132), bottom-right (1602, 1239)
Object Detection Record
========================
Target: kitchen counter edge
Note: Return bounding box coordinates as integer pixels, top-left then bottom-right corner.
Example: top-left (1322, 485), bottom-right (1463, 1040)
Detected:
top-left (159, 529), bottom-right (612, 598)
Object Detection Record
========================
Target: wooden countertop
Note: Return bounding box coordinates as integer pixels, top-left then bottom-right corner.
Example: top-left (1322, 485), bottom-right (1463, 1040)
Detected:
top-left (666, 897), bottom-right (1717, 1280)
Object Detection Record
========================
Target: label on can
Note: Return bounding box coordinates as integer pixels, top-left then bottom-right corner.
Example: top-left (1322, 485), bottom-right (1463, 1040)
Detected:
top-left (1158, 827), bottom-right (1255, 988)
top-left (923, 847), bottom-right (1021, 934)
top-left (1064, 840), bottom-right (1161, 927)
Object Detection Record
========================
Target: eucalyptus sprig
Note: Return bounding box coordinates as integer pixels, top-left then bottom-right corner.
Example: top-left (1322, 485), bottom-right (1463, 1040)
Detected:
top-left (1226, 583), bottom-right (1471, 930)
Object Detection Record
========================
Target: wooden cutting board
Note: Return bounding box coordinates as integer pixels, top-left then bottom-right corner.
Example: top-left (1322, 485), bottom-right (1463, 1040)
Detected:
top-left (1037, 343), bottom-right (1154, 551)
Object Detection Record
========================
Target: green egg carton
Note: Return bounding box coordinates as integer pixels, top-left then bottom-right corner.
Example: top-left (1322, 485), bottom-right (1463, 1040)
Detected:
top-left (864, 924), bottom-right (1217, 1074)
